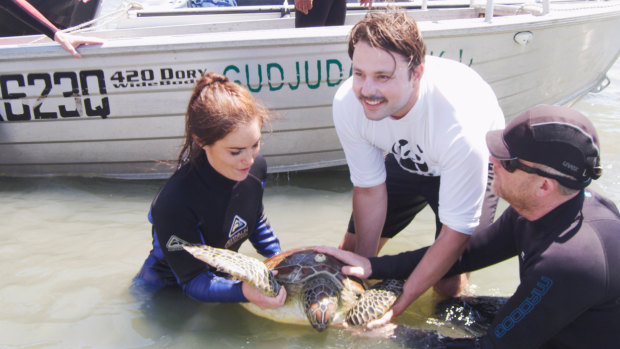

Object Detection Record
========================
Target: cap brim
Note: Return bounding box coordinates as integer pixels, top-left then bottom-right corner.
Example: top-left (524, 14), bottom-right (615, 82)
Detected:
top-left (486, 129), bottom-right (512, 160)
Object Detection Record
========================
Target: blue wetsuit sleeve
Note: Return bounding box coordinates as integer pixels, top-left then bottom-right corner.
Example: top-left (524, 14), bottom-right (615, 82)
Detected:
top-left (181, 271), bottom-right (247, 303)
top-left (249, 211), bottom-right (281, 258)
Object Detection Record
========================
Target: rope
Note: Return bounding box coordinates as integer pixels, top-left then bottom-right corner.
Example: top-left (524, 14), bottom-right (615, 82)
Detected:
top-left (61, 1), bottom-right (145, 34)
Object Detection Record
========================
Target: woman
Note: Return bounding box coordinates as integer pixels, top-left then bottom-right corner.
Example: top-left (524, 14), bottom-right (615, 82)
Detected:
top-left (134, 72), bottom-right (286, 309)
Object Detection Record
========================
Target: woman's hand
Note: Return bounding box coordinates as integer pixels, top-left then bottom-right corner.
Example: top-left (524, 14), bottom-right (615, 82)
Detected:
top-left (313, 246), bottom-right (372, 279)
top-left (241, 272), bottom-right (287, 309)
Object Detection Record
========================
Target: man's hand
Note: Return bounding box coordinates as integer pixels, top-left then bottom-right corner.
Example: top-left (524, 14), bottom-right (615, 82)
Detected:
top-left (294, 0), bottom-right (313, 15)
top-left (365, 308), bottom-right (394, 328)
top-left (314, 246), bottom-right (372, 279)
top-left (53, 31), bottom-right (103, 58)
top-left (359, 0), bottom-right (372, 9)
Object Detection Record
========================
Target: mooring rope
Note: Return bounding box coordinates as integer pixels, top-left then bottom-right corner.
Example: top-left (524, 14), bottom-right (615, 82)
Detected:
top-left (62, 1), bottom-right (145, 34)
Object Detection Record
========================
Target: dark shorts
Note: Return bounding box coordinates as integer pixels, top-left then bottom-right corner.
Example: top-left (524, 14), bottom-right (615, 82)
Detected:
top-left (347, 153), bottom-right (498, 239)
top-left (295, 0), bottom-right (346, 28)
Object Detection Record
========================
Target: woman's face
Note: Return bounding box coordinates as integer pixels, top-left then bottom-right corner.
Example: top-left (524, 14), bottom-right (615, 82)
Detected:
top-left (202, 118), bottom-right (261, 181)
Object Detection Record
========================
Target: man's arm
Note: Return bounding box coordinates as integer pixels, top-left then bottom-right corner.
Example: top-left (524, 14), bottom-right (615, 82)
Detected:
top-left (390, 225), bottom-right (470, 317)
top-left (352, 183), bottom-right (388, 257)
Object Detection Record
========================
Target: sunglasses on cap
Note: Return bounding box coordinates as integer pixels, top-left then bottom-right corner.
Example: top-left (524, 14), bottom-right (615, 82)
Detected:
top-left (499, 159), bottom-right (583, 189)
top-left (499, 159), bottom-right (548, 176)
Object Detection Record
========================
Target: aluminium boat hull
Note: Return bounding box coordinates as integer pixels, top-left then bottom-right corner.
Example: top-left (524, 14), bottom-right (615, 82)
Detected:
top-left (1, 1), bottom-right (619, 178)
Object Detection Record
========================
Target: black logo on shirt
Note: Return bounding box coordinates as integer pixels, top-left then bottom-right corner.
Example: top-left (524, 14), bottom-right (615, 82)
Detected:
top-left (391, 139), bottom-right (429, 174)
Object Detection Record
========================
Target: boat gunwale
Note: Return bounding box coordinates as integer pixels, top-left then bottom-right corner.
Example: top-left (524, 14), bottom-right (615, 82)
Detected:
top-left (1, 2), bottom-right (619, 61)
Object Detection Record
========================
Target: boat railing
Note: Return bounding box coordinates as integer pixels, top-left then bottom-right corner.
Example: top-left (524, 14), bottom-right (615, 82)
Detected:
top-left (50, 0), bottom-right (600, 36)
top-left (119, 0), bottom-right (567, 22)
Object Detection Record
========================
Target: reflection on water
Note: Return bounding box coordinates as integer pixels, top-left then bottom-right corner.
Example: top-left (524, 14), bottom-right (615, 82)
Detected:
top-left (1, 60), bottom-right (618, 348)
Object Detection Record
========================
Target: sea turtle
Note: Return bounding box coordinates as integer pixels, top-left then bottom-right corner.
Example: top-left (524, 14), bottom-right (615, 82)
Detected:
top-left (183, 244), bottom-right (404, 331)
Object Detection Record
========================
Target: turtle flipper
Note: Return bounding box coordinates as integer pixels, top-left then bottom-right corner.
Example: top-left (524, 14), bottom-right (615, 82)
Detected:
top-left (183, 244), bottom-right (280, 297)
top-left (346, 279), bottom-right (404, 327)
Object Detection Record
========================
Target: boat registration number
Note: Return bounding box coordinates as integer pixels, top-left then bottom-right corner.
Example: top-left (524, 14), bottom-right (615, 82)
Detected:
top-left (0, 70), bottom-right (109, 121)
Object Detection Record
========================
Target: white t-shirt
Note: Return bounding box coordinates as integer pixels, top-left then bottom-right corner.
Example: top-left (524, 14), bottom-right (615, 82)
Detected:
top-left (333, 56), bottom-right (505, 234)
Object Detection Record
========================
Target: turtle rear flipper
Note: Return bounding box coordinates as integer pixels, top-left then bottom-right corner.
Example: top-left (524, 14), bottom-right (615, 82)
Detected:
top-left (183, 244), bottom-right (280, 296)
top-left (346, 279), bottom-right (404, 327)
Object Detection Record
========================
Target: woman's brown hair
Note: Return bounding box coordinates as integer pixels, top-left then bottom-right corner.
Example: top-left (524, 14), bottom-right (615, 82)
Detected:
top-left (176, 72), bottom-right (273, 169)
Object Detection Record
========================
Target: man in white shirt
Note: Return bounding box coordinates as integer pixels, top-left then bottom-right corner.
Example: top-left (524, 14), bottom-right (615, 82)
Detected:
top-left (333, 9), bottom-right (504, 299)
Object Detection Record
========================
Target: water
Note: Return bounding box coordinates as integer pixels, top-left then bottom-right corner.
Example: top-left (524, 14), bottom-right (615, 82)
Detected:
top-left (1, 57), bottom-right (618, 348)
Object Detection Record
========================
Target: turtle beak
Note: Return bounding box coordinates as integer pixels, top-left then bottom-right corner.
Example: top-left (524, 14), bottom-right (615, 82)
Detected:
top-left (307, 298), bottom-right (337, 332)
top-left (303, 276), bottom-right (339, 332)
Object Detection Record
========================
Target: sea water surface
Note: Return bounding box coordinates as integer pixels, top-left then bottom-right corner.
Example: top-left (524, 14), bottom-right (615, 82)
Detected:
top-left (1, 51), bottom-right (618, 348)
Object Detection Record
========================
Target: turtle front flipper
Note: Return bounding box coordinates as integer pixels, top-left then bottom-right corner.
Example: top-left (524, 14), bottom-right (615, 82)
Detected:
top-left (183, 244), bottom-right (280, 297)
top-left (302, 275), bottom-right (340, 332)
top-left (346, 279), bottom-right (404, 327)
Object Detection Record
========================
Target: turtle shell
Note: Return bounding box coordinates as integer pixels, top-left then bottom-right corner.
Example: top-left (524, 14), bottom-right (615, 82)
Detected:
top-left (263, 247), bottom-right (366, 330)
top-left (265, 248), bottom-right (364, 292)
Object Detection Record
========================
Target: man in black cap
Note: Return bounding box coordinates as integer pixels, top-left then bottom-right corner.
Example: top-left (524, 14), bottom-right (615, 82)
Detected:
top-left (316, 105), bottom-right (620, 348)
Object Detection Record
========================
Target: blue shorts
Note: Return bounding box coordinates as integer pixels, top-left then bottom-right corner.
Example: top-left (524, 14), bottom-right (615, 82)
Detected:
top-left (190, 0), bottom-right (237, 7)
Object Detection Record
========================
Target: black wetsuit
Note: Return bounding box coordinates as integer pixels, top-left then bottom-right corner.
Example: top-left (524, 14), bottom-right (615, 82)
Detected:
top-left (1, 0), bottom-right (57, 39)
top-left (134, 155), bottom-right (281, 303)
top-left (371, 189), bottom-right (620, 348)
top-left (295, 0), bottom-right (346, 28)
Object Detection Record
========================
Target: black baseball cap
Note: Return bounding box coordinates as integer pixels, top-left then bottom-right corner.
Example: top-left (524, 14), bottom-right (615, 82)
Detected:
top-left (486, 105), bottom-right (602, 189)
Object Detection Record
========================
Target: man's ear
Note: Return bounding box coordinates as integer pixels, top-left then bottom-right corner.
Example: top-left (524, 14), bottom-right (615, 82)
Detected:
top-left (536, 177), bottom-right (557, 198)
top-left (409, 64), bottom-right (424, 87)
top-left (413, 63), bottom-right (424, 80)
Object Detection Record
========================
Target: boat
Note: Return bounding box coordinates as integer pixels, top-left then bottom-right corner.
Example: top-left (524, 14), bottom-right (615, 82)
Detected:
top-left (1, 0), bottom-right (619, 179)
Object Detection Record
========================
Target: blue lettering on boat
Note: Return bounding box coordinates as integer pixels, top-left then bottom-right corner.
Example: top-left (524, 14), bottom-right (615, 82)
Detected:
top-left (0, 50), bottom-right (474, 122)
top-left (222, 59), bottom-right (349, 92)
top-left (429, 49), bottom-right (474, 66)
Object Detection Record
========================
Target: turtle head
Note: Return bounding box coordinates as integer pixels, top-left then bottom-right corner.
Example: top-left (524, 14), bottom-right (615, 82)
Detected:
top-left (302, 275), bottom-right (339, 332)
